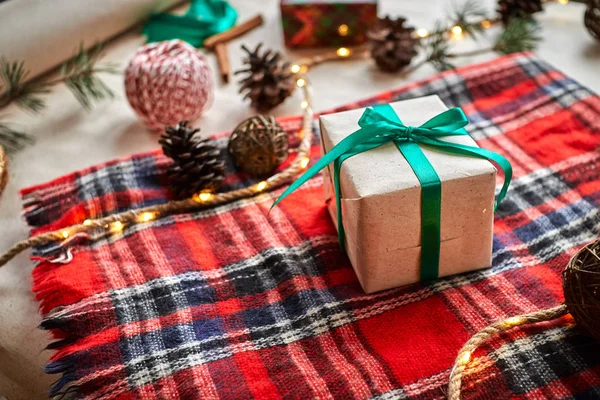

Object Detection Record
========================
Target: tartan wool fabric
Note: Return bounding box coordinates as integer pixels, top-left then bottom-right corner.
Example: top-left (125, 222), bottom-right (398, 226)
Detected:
top-left (22, 52), bottom-right (600, 399)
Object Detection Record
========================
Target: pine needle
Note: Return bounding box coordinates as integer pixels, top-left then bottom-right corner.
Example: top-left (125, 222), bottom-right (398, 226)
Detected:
top-left (0, 118), bottom-right (34, 154)
top-left (0, 58), bottom-right (49, 113)
top-left (58, 43), bottom-right (119, 110)
top-left (494, 18), bottom-right (542, 54)
top-left (422, 24), bottom-right (457, 72)
top-left (447, 0), bottom-right (490, 39)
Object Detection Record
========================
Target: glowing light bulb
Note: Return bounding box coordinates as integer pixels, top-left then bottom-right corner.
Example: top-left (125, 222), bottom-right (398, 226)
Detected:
top-left (558, 0), bottom-right (568, 4)
top-left (416, 28), bottom-right (429, 38)
top-left (451, 25), bottom-right (463, 38)
top-left (459, 351), bottom-right (472, 365)
top-left (111, 221), bottom-right (124, 232)
top-left (61, 230), bottom-right (70, 239)
top-left (336, 47), bottom-right (350, 57)
top-left (296, 78), bottom-right (306, 88)
top-left (337, 24), bottom-right (349, 36)
top-left (504, 316), bottom-right (524, 327)
top-left (83, 219), bottom-right (92, 226)
top-left (256, 181), bottom-right (268, 191)
top-left (300, 158), bottom-right (310, 169)
top-left (198, 192), bottom-right (212, 201)
top-left (290, 64), bottom-right (301, 74)
top-left (140, 212), bottom-right (155, 222)
top-left (301, 100), bottom-right (309, 109)
top-left (481, 20), bottom-right (492, 29)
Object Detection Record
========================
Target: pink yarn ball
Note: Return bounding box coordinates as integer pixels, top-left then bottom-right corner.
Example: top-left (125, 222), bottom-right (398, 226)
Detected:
top-left (125, 40), bottom-right (214, 131)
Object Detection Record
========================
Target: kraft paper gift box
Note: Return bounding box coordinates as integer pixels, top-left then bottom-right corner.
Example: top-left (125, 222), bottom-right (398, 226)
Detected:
top-left (319, 96), bottom-right (498, 293)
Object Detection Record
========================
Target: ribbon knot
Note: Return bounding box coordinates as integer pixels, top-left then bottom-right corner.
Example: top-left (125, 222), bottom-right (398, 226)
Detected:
top-left (273, 103), bottom-right (513, 282)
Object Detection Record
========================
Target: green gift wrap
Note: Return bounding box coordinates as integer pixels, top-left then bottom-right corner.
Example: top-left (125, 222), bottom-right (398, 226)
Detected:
top-left (274, 96), bottom-right (512, 293)
top-left (280, 0), bottom-right (378, 48)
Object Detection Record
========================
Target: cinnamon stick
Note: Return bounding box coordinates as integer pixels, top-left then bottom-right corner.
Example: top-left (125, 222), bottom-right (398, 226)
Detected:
top-left (214, 42), bottom-right (230, 83)
top-left (204, 15), bottom-right (264, 49)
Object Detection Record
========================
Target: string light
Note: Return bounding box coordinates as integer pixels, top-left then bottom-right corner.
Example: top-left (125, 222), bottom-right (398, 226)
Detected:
top-left (256, 181), bottom-right (268, 191)
top-left (451, 25), bottom-right (463, 38)
top-left (197, 192), bottom-right (213, 202)
top-left (480, 20), bottom-right (492, 29)
top-left (558, 0), bottom-right (568, 4)
top-left (301, 100), bottom-right (309, 109)
top-left (336, 47), bottom-right (351, 57)
top-left (300, 158), bottom-right (310, 169)
top-left (337, 24), bottom-right (349, 36)
top-left (503, 316), bottom-right (524, 327)
top-left (111, 221), bottom-right (124, 233)
top-left (416, 28), bottom-right (429, 38)
top-left (61, 230), bottom-right (70, 239)
top-left (290, 64), bottom-right (301, 74)
top-left (139, 212), bottom-right (155, 222)
top-left (459, 350), bottom-right (472, 365)
top-left (83, 219), bottom-right (92, 226)
top-left (296, 78), bottom-right (306, 88)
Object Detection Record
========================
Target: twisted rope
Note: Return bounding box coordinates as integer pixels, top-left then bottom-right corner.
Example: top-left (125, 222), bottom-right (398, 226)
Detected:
top-left (447, 303), bottom-right (569, 400)
top-left (0, 79), bottom-right (313, 269)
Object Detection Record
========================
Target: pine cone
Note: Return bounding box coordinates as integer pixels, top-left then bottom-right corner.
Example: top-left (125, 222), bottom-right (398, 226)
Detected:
top-left (159, 121), bottom-right (225, 198)
top-left (367, 16), bottom-right (418, 73)
top-left (497, 0), bottom-right (543, 25)
top-left (235, 44), bottom-right (295, 112)
top-left (585, 0), bottom-right (600, 40)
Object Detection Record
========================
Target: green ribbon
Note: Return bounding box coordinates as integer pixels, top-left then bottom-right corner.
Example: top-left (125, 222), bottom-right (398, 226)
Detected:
top-left (273, 104), bottom-right (513, 281)
top-left (143, 0), bottom-right (238, 47)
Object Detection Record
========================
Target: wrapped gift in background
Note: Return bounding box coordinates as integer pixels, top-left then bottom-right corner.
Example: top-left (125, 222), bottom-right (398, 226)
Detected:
top-left (280, 0), bottom-right (378, 47)
top-left (319, 96), bottom-right (501, 293)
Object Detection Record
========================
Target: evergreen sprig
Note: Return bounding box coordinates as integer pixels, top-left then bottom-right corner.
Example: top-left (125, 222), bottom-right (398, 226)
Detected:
top-left (420, 17), bottom-right (541, 73)
top-left (494, 18), bottom-right (542, 54)
top-left (0, 43), bottom-right (118, 153)
top-left (447, 0), bottom-right (491, 39)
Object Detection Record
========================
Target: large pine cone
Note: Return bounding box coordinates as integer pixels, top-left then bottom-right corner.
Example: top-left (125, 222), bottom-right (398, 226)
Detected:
top-left (235, 44), bottom-right (296, 112)
top-left (159, 121), bottom-right (225, 198)
top-left (585, 0), bottom-right (600, 40)
top-left (497, 0), bottom-right (543, 24)
top-left (367, 16), bottom-right (418, 73)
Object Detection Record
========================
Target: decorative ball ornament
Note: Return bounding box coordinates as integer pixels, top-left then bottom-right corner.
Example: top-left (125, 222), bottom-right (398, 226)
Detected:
top-left (563, 238), bottom-right (600, 339)
top-left (585, 0), bottom-right (600, 41)
top-left (497, 0), bottom-right (543, 24)
top-left (159, 121), bottom-right (225, 199)
top-left (125, 40), bottom-right (214, 131)
top-left (367, 16), bottom-right (418, 73)
top-left (228, 115), bottom-right (289, 177)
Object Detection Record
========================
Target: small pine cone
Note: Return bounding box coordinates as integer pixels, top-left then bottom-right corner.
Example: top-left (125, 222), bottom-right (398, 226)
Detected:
top-left (235, 43), bottom-right (296, 112)
top-left (585, 0), bottom-right (600, 41)
top-left (497, 0), bottom-right (543, 25)
top-left (367, 16), bottom-right (418, 73)
top-left (159, 121), bottom-right (225, 198)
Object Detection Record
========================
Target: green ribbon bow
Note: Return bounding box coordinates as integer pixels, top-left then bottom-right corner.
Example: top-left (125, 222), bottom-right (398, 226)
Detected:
top-left (273, 103), bottom-right (513, 281)
top-left (143, 0), bottom-right (238, 47)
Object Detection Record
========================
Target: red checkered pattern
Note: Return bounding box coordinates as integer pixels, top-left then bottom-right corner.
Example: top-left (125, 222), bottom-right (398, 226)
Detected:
top-left (22, 52), bottom-right (600, 399)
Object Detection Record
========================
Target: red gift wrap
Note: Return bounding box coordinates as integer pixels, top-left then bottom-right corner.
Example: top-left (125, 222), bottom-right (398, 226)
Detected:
top-left (281, 0), bottom-right (378, 47)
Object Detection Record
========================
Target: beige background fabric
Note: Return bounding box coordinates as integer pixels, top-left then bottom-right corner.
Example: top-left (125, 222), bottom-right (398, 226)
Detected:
top-left (0, 0), bottom-right (598, 398)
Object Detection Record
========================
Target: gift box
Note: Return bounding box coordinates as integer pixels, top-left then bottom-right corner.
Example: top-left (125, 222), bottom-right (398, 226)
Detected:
top-left (318, 96), bottom-right (500, 293)
top-left (280, 0), bottom-right (378, 48)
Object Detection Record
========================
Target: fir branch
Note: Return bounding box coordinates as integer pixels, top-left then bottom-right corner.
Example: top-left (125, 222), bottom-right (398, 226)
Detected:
top-left (493, 18), bottom-right (542, 54)
top-left (419, 24), bottom-right (457, 72)
top-left (447, 0), bottom-right (490, 39)
top-left (56, 43), bottom-right (118, 110)
top-left (0, 58), bottom-right (49, 113)
top-left (0, 118), bottom-right (34, 154)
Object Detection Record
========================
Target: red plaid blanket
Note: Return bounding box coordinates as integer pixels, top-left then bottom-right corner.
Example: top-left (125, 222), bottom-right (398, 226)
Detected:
top-left (22, 52), bottom-right (600, 399)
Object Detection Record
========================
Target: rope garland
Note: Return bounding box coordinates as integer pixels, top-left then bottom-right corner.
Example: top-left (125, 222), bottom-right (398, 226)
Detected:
top-left (0, 76), bottom-right (313, 269)
top-left (447, 304), bottom-right (568, 399)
